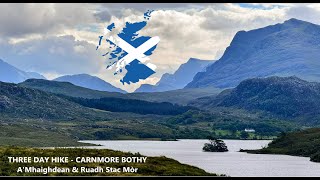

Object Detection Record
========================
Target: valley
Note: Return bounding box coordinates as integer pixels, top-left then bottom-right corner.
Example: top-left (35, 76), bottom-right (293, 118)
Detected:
top-left (0, 76), bottom-right (316, 147)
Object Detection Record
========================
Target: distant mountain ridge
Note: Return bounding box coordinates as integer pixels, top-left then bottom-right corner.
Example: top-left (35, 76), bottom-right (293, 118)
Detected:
top-left (0, 59), bottom-right (46, 83)
top-left (135, 58), bottom-right (213, 92)
top-left (54, 74), bottom-right (126, 93)
top-left (186, 18), bottom-right (320, 89)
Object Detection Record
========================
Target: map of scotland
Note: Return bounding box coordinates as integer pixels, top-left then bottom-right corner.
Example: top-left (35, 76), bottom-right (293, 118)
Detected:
top-left (96, 10), bottom-right (160, 85)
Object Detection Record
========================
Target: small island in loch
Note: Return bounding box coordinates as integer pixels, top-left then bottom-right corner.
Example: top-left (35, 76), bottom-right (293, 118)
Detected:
top-left (203, 137), bottom-right (228, 152)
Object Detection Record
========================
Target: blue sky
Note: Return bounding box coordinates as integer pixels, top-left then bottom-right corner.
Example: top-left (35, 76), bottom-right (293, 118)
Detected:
top-left (0, 3), bottom-right (319, 92)
top-left (237, 3), bottom-right (287, 10)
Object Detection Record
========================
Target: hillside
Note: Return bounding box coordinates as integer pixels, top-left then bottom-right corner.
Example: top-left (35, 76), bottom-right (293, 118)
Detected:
top-left (186, 18), bottom-right (320, 89)
top-left (136, 58), bottom-right (212, 92)
top-left (54, 74), bottom-right (126, 93)
top-left (190, 76), bottom-right (320, 125)
top-left (0, 81), bottom-right (102, 120)
top-left (242, 128), bottom-right (320, 163)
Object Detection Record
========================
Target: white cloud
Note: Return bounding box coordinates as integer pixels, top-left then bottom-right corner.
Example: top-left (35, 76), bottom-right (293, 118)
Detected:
top-left (0, 3), bottom-right (97, 38)
top-left (42, 72), bottom-right (61, 80)
top-left (73, 45), bottom-right (87, 53)
top-left (285, 4), bottom-right (320, 24)
top-left (0, 35), bottom-right (103, 76)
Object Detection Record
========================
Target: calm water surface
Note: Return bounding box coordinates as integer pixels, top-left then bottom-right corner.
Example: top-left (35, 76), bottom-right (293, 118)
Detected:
top-left (79, 139), bottom-right (320, 177)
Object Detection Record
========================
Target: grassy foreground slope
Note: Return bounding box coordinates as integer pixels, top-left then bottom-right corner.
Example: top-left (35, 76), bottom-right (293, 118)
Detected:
top-left (0, 123), bottom-right (87, 147)
top-left (0, 147), bottom-right (218, 176)
top-left (242, 128), bottom-right (320, 162)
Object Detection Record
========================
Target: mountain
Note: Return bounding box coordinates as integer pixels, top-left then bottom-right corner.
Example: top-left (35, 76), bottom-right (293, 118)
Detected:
top-left (54, 74), bottom-right (126, 93)
top-left (136, 58), bottom-right (212, 92)
top-left (0, 59), bottom-right (46, 83)
top-left (191, 76), bottom-right (320, 125)
top-left (186, 18), bottom-right (320, 89)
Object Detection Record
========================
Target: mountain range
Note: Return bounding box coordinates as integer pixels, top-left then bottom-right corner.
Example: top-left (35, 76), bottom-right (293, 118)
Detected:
top-left (136, 58), bottom-right (213, 92)
top-left (0, 59), bottom-right (45, 83)
top-left (3, 18), bottom-right (320, 95)
top-left (186, 18), bottom-right (320, 89)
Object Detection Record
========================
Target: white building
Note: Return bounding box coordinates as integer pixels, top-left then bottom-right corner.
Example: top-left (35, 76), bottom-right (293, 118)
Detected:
top-left (244, 128), bottom-right (255, 133)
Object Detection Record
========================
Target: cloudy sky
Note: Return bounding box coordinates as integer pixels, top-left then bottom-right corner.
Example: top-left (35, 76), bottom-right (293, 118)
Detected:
top-left (1, 3), bottom-right (320, 92)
